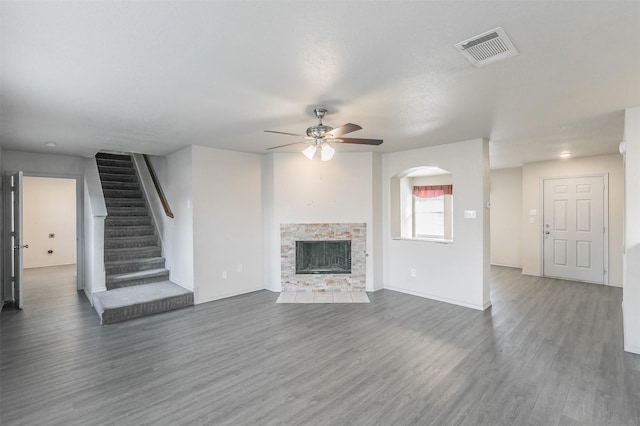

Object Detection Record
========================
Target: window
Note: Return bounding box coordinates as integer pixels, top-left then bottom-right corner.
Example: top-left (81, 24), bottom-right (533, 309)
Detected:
top-left (390, 167), bottom-right (454, 242)
top-left (414, 194), bottom-right (447, 238)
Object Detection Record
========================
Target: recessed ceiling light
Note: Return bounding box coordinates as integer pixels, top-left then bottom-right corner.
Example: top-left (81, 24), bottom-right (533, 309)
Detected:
top-left (45, 141), bottom-right (57, 148)
top-left (559, 151), bottom-right (571, 159)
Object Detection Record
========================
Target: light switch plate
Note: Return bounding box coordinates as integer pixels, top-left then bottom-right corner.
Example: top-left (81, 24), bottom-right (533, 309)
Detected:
top-left (463, 210), bottom-right (477, 219)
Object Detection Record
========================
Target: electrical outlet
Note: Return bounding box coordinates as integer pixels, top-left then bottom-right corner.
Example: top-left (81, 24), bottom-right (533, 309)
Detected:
top-left (221, 271), bottom-right (227, 279)
top-left (410, 268), bottom-right (416, 277)
top-left (237, 264), bottom-right (243, 272)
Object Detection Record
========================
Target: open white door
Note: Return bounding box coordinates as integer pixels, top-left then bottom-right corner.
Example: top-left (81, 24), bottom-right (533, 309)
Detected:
top-left (11, 172), bottom-right (25, 308)
top-left (543, 176), bottom-right (605, 284)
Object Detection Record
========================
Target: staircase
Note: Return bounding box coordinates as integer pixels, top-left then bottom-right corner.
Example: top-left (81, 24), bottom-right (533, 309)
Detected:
top-left (92, 152), bottom-right (193, 324)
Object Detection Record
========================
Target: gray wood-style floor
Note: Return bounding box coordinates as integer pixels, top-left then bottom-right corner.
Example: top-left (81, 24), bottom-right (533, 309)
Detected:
top-left (1, 265), bottom-right (639, 426)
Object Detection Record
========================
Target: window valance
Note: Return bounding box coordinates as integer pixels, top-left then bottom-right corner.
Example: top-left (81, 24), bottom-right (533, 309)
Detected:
top-left (413, 185), bottom-right (453, 198)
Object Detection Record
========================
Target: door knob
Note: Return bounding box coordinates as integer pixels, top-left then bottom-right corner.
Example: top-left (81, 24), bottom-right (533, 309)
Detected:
top-left (545, 231), bottom-right (550, 235)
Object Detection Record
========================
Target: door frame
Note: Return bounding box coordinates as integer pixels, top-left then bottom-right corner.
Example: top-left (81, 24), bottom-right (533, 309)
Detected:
top-left (3, 172), bottom-right (85, 303)
top-left (539, 173), bottom-right (609, 285)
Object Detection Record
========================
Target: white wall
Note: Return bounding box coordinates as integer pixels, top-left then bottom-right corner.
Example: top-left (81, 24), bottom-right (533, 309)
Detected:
top-left (623, 107), bottom-right (640, 354)
top-left (23, 177), bottom-right (77, 268)
top-left (490, 167), bottom-right (523, 267)
top-left (262, 152), bottom-right (380, 292)
top-left (2, 151), bottom-right (86, 176)
top-left (164, 146), bottom-right (194, 292)
top-left (521, 154), bottom-right (624, 286)
top-left (82, 157), bottom-right (107, 304)
top-left (191, 145), bottom-right (263, 303)
top-left (382, 139), bottom-right (491, 310)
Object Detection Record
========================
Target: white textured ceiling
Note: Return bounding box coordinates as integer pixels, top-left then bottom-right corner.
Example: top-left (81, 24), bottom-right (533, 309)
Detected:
top-left (1, 1), bottom-right (639, 168)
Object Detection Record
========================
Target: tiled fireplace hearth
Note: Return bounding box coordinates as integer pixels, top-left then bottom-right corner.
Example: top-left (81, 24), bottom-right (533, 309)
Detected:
top-left (281, 223), bottom-right (366, 292)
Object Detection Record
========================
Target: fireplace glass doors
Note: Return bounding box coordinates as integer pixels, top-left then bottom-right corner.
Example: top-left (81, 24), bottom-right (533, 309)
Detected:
top-left (295, 240), bottom-right (351, 274)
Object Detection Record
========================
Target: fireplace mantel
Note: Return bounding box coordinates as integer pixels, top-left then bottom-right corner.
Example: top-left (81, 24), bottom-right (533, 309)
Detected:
top-left (280, 223), bottom-right (366, 292)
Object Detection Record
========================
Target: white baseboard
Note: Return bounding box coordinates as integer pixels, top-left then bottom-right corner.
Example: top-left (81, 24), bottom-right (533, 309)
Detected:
top-left (84, 286), bottom-right (107, 306)
top-left (385, 285), bottom-right (489, 311)
top-left (624, 344), bottom-right (640, 355)
top-left (490, 263), bottom-right (522, 269)
top-left (195, 286), bottom-right (265, 305)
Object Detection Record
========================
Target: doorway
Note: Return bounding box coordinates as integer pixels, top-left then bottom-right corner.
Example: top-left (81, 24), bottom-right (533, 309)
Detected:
top-left (3, 173), bottom-right (84, 310)
top-left (542, 175), bottom-right (608, 284)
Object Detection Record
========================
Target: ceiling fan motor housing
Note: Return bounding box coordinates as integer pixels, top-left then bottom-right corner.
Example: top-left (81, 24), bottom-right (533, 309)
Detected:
top-left (307, 125), bottom-right (333, 138)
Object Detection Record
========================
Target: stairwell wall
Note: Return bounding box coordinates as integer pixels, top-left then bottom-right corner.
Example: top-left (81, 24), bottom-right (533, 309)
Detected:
top-left (164, 147), bottom-right (195, 292)
top-left (191, 145), bottom-right (263, 304)
top-left (82, 157), bottom-right (107, 304)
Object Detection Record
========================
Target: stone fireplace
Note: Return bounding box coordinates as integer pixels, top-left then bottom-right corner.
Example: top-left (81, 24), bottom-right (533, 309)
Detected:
top-left (281, 223), bottom-right (366, 292)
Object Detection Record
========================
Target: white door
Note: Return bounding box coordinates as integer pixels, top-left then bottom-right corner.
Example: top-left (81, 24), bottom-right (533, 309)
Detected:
top-left (543, 176), bottom-right (605, 284)
top-left (11, 172), bottom-right (25, 308)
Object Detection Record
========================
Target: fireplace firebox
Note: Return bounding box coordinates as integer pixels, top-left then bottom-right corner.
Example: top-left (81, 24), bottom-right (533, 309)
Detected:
top-left (296, 240), bottom-right (351, 274)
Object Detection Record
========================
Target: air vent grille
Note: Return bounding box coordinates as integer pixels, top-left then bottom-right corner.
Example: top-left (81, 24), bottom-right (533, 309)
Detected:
top-left (455, 27), bottom-right (518, 67)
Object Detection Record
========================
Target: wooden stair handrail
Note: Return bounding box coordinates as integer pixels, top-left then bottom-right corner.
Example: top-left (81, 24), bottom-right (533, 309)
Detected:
top-left (143, 154), bottom-right (174, 219)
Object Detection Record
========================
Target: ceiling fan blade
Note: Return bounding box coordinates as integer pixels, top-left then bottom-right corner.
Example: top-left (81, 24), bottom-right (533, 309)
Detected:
top-left (266, 141), bottom-right (306, 150)
top-left (335, 137), bottom-right (383, 145)
top-left (264, 130), bottom-right (306, 137)
top-left (328, 123), bottom-right (362, 138)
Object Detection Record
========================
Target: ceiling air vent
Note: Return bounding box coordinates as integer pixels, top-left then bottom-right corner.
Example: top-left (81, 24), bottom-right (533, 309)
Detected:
top-left (455, 27), bottom-right (518, 67)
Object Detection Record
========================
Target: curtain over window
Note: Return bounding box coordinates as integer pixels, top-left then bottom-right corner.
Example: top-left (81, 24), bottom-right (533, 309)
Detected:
top-left (413, 185), bottom-right (453, 198)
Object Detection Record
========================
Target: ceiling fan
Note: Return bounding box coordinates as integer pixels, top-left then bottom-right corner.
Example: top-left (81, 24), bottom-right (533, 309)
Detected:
top-left (265, 108), bottom-right (383, 161)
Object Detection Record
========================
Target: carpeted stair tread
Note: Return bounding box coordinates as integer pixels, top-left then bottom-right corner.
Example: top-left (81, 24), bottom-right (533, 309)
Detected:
top-left (96, 159), bottom-right (133, 168)
top-left (106, 268), bottom-right (170, 283)
top-left (106, 207), bottom-right (149, 216)
top-left (105, 235), bottom-right (157, 249)
top-left (98, 165), bottom-right (137, 175)
top-left (101, 181), bottom-right (141, 190)
top-left (98, 173), bottom-right (139, 183)
top-left (105, 257), bottom-right (166, 274)
top-left (93, 281), bottom-right (193, 324)
top-left (103, 189), bottom-right (143, 199)
top-left (96, 152), bottom-right (132, 161)
top-left (105, 268), bottom-right (170, 290)
top-left (105, 216), bottom-right (152, 226)
top-left (104, 246), bottom-right (162, 261)
top-left (105, 198), bottom-right (147, 208)
top-left (105, 225), bottom-right (155, 237)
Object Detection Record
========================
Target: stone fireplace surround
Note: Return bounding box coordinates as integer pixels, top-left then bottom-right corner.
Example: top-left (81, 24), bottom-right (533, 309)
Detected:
top-left (280, 223), bottom-right (366, 292)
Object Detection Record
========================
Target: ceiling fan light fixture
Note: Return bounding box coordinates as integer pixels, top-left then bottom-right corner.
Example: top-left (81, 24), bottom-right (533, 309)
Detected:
top-left (320, 144), bottom-right (335, 161)
top-left (302, 145), bottom-right (317, 160)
